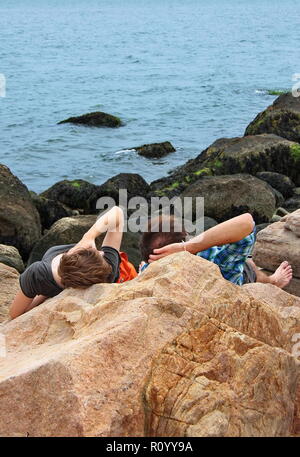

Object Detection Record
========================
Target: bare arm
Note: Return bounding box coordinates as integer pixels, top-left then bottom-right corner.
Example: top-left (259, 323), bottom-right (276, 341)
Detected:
top-left (149, 213), bottom-right (255, 262)
top-left (10, 291), bottom-right (48, 320)
top-left (69, 206), bottom-right (124, 253)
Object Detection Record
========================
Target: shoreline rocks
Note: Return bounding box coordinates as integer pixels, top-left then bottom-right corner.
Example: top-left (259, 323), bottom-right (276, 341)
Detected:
top-left (245, 92), bottom-right (300, 143)
top-left (0, 165), bottom-right (41, 259)
top-left (135, 141), bottom-right (176, 159)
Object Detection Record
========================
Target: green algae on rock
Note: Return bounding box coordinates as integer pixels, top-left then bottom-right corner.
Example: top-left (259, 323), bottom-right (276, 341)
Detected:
top-left (58, 111), bottom-right (123, 128)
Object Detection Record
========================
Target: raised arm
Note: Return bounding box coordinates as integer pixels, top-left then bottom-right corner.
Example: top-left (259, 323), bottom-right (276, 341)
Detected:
top-left (149, 213), bottom-right (255, 262)
top-left (69, 206), bottom-right (124, 253)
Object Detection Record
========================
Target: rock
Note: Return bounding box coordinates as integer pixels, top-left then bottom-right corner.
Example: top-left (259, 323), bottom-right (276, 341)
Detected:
top-left (256, 223), bottom-right (271, 234)
top-left (283, 196), bottom-right (300, 212)
top-left (0, 165), bottom-right (41, 259)
top-left (252, 210), bottom-right (300, 289)
top-left (58, 111), bottom-right (123, 128)
top-left (0, 245), bottom-right (24, 273)
top-left (150, 134), bottom-right (300, 196)
top-left (256, 172), bottom-right (295, 199)
top-left (30, 192), bottom-right (73, 230)
top-left (87, 173), bottom-right (150, 214)
top-left (272, 189), bottom-right (285, 208)
top-left (180, 174), bottom-right (276, 224)
top-left (203, 217), bottom-right (218, 231)
top-left (41, 180), bottom-right (98, 213)
top-left (0, 253), bottom-right (299, 437)
top-left (0, 263), bottom-right (20, 323)
top-left (135, 142), bottom-right (175, 159)
top-left (244, 93), bottom-right (300, 143)
top-left (28, 215), bottom-right (141, 269)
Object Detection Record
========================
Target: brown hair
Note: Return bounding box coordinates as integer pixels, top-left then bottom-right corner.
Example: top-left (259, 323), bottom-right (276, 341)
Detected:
top-left (58, 248), bottom-right (112, 289)
top-left (139, 215), bottom-right (187, 262)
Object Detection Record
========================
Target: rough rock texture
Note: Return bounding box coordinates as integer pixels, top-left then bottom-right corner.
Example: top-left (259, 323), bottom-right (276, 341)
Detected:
top-left (256, 172), bottom-right (295, 199)
top-left (253, 210), bottom-right (300, 296)
top-left (87, 173), bottom-right (150, 214)
top-left (245, 93), bottom-right (300, 143)
top-left (0, 245), bottom-right (24, 273)
top-left (0, 164), bottom-right (41, 259)
top-left (28, 215), bottom-right (141, 269)
top-left (135, 142), bottom-right (176, 159)
top-left (180, 174), bottom-right (276, 224)
top-left (0, 263), bottom-right (19, 323)
top-left (150, 134), bottom-right (300, 196)
top-left (41, 180), bottom-right (98, 213)
top-left (0, 253), bottom-right (299, 437)
top-left (58, 111), bottom-right (123, 128)
top-left (30, 192), bottom-right (73, 230)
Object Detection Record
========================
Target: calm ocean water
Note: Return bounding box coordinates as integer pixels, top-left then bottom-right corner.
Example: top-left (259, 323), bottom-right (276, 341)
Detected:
top-left (0, 0), bottom-right (299, 193)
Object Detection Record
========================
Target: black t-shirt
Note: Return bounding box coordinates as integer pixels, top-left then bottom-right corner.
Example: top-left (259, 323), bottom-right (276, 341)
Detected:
top-left (19, 244), bottom-right (121, 298)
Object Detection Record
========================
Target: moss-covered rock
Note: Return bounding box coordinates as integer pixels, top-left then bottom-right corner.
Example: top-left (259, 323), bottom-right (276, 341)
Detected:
top-left (244, 93), bottom-right (300, 142)
top-left (58, 111), bottom-right (123, 128)
top-left (180, 174), bottom-right (276, 224)
top-left (149, 134), bottom-right (300, 197)
top-left (41, 179), bottom-right (98, 213)
top-left (135, 142), bottom-right (175, 159)
top-left (0, 165), bottom-right (41, 259)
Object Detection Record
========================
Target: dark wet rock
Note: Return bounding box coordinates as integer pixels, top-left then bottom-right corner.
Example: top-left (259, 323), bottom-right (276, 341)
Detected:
top-left (30, 192), bottom-right (73, 231)
top-left (0, 165), bottom-right (41, 259)
top-left (0, 244), bottom-right (24, 273)
top-left (87, 173), bottom-right (150, 214)
top-left (244, 93), bottom-right (300, 142)
top-left (179, 174), bottom-right (276, 224)
top-left (256, 172), bottom-right (295, 199)
top-left (150, 134), bottom-right (300, 197)
top-left (203, 217), bottom-right (218, 231)
top-left (58, 111), bottom-right (123, 128)
top-left (270, 188), bottom-right (285, 208)
top-left (41, 179), bottom-right (98, 214)
top-left (283, 196), bottom-right (300, 212)
top-left (28, 215), bottom-right (141, 269)
top-left (255, 223), bottom-right (271, 234)
top-left (135, 142), bottom-right (176, 159)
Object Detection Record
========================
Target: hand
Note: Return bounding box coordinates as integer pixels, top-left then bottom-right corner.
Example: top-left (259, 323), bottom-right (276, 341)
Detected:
top-left (68, 236), bottom-right (96, 254)
top-left (148, 242), bottom-right (183, 263)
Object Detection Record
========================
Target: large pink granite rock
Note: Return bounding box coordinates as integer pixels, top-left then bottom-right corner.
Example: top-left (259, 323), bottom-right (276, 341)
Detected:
top-left (0, 253), bottom-right (299, 437)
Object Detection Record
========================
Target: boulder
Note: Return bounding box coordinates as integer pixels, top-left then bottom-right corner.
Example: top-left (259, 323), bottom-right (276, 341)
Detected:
top-left (0, 165), bottom-right (41, 259)
top-left (0, 263), bottom-right (19, 323)
top-left (283, 196), bottom-right (300, 213)
top-left (244, 93), bottom-right (300, 143)
top-left (256, 172), bottom-right (295, 199)
top-left (0, 253), bottom-right (299, 437)
top-left (30, 192), bottom-right (73, 230)
top-left (87, 173), bottom-right (150, 214)
top-left (58, 111), bottom-right (123, 128)
top-left (135, 142), bottom-right (175, 159)
top-left (0, 245), bottom-right (24, 273)
top-left (28, 215), bottom-right (141, 269)
top-left (150, 134), bottom-right (300, 196)
top-left (40, 180), bottom-right (98, 213)
top-left (180, 174), bottom-right (276, 224)
top-left (252, 210), bottom-right (300, 295)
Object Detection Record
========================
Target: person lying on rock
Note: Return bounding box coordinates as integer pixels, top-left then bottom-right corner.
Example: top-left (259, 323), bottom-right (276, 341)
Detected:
top-left (9, 206), bottom-right (124, 320)
top-left (139, 213), bottom-right (293, 288)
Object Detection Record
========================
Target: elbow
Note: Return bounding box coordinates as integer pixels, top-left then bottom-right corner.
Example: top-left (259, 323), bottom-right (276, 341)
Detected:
top-left (243, 213), bottom-right (255, 234)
